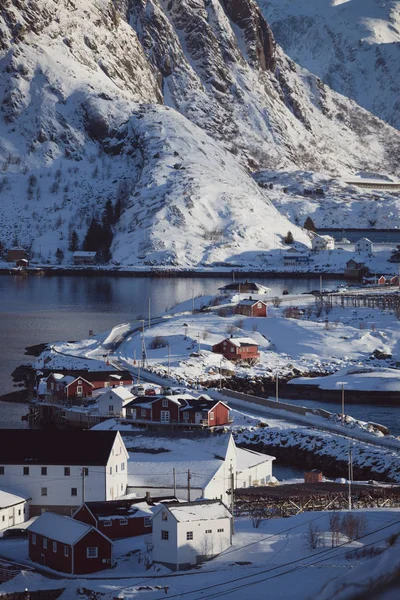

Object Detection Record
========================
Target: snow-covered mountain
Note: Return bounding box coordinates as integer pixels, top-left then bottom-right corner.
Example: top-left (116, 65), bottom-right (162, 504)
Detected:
top-left (0, 0), bottom-right (399, 266)
top-left (260, 0), bottom-right (400, 129)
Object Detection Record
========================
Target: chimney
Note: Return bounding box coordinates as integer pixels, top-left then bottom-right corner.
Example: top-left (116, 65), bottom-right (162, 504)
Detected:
top-left (145, 491), bottom-right (151, 503)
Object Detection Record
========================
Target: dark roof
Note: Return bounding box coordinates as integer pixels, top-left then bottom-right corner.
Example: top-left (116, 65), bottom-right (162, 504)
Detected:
top-left (0, 430), bottom-right (120, 466)
top-left (219, 281), bottom-right (261, 291)
top-left (180, 397), bottom-right (217, 413)
top-left (84, 496), bottom-right (177, 518)
top-left (44, 370), bottom-right (133, 382)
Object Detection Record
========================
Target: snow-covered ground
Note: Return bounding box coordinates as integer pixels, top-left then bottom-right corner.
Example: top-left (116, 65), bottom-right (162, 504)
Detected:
top-left (1, 510), bottom-right (399, 599)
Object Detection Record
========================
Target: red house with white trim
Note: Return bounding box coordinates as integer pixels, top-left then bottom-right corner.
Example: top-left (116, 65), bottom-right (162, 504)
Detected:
top-left (45, 370), bottom-right (133, 403)
top-left (234, 298), bottom-right (267, 318)
top-left (180, 397), bottom-right (231, 426)
top-left (212, 337), bottom-right (260, 362)
top-left (28, 512), bottom-right (112, 574)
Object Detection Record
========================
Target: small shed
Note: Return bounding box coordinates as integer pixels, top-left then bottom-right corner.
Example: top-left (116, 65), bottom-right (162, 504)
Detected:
top-left (151, 500), bottom-right (232, 571)
top-left (234, 298), bottom-right (267, 318)
top-left (0, 490), bottom-right (30, 530)
top-left (28, 512), bottom-right (113, 574)
top-left (73, 251), bottom-right (97, 265)
top-left (16, 258), bottom-right (29, 268)
top-left (304, 470), bottom-right (323, 484)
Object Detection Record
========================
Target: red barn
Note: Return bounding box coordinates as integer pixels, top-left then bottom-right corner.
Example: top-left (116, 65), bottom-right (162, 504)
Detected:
top-left (28, 512), bottom-right (112, 574)
top-left (212, 337), bottom-right (260, 362)
top-left (234, 298), bottom-right (267, 318)
top-left (180, 397), bottom-right (231, 426)
top-left (73, 495), bottom-right (175, 540)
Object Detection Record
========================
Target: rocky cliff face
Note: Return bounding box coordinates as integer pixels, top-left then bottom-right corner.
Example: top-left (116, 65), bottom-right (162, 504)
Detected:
top-left (0, 0), bottom-right (399, 265)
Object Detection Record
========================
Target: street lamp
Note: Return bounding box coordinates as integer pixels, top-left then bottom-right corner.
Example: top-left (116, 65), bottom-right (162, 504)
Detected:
top-left (275, 371), bottom-right (279, 403)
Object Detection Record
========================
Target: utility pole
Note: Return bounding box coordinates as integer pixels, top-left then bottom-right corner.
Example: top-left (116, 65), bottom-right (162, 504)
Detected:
top-left (173, 468), bottom-right (176, 498)
top-left (187, 469), bottom-right (191, 502)
top-left (348, 442), bottom-right (352, 510)
top-left (148, 297), bottom-right (151, 329)
top-left (197, 332), bottom-right (200, 354)
top-left (320, 275), bottom-right (323, 295)
top-left (219, 359), bottom-right (222, 391)
top-left (230, 464), bottom-right (235, 535)
top-left (167, 344), bottom-right (170, 378)
top-left (192, 288), bottom-right (195, 313)
top-left (141, 320), bottom-right (148, 368)
top-left (341, 382), bottom-right (345, 426)
top-left (81, 468), bottom-right (86, 504)
top-left (275, 372), bottom-right (279, 403)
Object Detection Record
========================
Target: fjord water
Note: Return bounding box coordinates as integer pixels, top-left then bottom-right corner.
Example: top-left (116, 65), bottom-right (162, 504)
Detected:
top-left (0, 273), bottom-right (398, 435)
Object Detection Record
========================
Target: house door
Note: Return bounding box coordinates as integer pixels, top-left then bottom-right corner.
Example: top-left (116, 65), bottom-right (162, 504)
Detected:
top-left (40, 554), bottom-right (46, 566)
top-left (195, 412), bottom-right (202, 424)
top-left (131, 409), bottom-right (137, 420)
top-left (160, 411), bottom-right (170, 423)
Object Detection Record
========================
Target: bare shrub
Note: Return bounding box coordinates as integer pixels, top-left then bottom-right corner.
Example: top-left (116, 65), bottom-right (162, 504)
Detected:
top-left (329, 511), bottom-right (341, 548)
top-left (283, 306), bottom-right (302, 319)
top-left (252, 324), bottom-right (258, 332)
top-left (226, 324), bottom-right (237, 334)
top-left (202, 330), bottom-right (210, 341)
top-left (324, 318), bottom-right (330, 330)
top-left (371, 323), bottom-right (376, 331)
top-left (250, 508), bottom-right (271, 529)
top-left (235, 318), bottom-right (244, 329)
top-left (359, 322), bottom-right (366, 330)
top-left (217, 306), bottom-right (232, 317)
top-left (271, 297), bottom-right (282, 308)
top-left (306, 522), bottom-right (324, 550)
top-left (149, 336), bottom-right (167, 350)
top-left (341, 514), bottom-right (367, 541)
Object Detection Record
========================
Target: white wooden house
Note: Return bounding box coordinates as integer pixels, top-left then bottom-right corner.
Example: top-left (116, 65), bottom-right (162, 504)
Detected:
top-left (96, 387), bottom-right (134, 417)
top-left (151, 500), bottom-right (232, 570)
top-left (0, 489), bottom-right (30, 530)
top-left (283, 248), bottom-right (310, 266)
top-left (311, 234), bottom-right (335, 251)
top-left (0, 430), bottom-right (128, 517)
top-left (355, 237), bottom-right (373, 256)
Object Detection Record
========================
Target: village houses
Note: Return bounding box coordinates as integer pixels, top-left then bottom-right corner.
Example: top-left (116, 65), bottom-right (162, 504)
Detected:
top-left (151, 500), bottom-right (233, 571)
top-left (42, 370), bottom-right (133, 403)
top-left (234, 297), bottom-right (267, 318)
top-left (311, 234), bottom-right (335, 251)
top-left (0, 430), bottom-right (129, 516)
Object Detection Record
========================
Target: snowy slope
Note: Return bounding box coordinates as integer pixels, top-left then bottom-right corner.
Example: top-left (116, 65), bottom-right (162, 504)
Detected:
top-left (0, 0), bottom-right (400, 265)
top-left (260, 0), bottom-right (400, 128)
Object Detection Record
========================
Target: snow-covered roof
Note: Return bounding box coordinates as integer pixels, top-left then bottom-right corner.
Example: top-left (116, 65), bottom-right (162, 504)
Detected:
top-left (228, 337), bottom-right (259, 347)
top-left (0, 489), bottom-right (30, 509)
top-left (51, 373), bottom-right (74, 383)
top-left (237, 299), bottom-right (267, 306)
top-left (236, 447), bottom-right (275, 471)
top-left (28, 513), bottom-right (95, 545)
top-left (356, 237), bottom-right (373, 244)
top-left (73, 251), bottom-right (97, 257)
top-left (99, 387), bottom-right (133, 402)
top-left (127, 433), bottom-right (233, 489)
top-left (160, 500), bottom-right (231, 523)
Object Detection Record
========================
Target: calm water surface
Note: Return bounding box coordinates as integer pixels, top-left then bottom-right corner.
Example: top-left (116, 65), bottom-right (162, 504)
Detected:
top-left (1, 274), bottom-right (398, 434)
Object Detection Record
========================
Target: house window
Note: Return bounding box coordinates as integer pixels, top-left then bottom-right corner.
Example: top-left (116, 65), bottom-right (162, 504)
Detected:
top-left (141, 409), bottom-right (146, 417)
top-left (120, 519), bottom-right (128, 526)
top-left (103, 521), bottom-right (112, 527)
top-left (77, 386), bottom-right (83, 396)
top-left (71, 488), bottom-right (77, 496)
top-left (64, 467), bottom-right (70, 476)
top-left (78, 380), bottom-right (82, 385)
top-left (87, 547), bottom-right (98, 558)
top-left (18, 509), bottom-right (21, 516)
top-left (108, 405), bottom-right (114, 412)
top-left (144, 517), bottom-right (151, 528)
top-left (0, 467), bottom-right (4, 475)
top-left (121, 462), bottom-right (125, 471)
top-left (116, 465), bottom-right (118, 473)
top-left (41, 467), bottom-right (47, 476)
top-left (41, 487), bottom-right (47, 497)
top-left (183, 412), bottom-right (189, 421)
top-left (186, 531), bottom-right (193, 540)
top-left (205, 530), bottom-right (212, 534)
top-left (23, 467), bottom-right (29, 476)
top-left (109, 466), bottom-right (112, 474)
top-left (32, 534), bottom-right (36, 545)
top-left (162, 512), bottom-right (168, 521)
top-left (53, 542), bottom-right (57, 553)
top-left (64, 545), bottom-right (69, 557)
top-left (83, 468), bottom-right (89, 477)
top-left (43, 537), bottom-right (48, 549)
top-left (161, 530), bottom-right (169, 540)
top-left (162, 398), bottom-right (168, 407)
top-left (217, 528), bottom-right (224, 533)
top-left (209, 412), bottom-right (214, 420)
top-left (230, 347), bottom-right (234, 352)
top-left (258, 303), bottom-right (262, 308)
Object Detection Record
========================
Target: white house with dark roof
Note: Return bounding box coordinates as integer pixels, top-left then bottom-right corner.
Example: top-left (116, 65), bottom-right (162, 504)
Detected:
top-left (0, 489), bottom-right (31, 530)
top-left (0, 430), bottom-right (128, 517)
top-left (151, 500), bottom-right (232, 570)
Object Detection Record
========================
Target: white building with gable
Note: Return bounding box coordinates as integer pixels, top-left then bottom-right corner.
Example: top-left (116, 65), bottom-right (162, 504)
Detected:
top-left (311, 234), bottom-right (335, 251)
top-left (152, 499), bottom-right (232, 570)
top-left (0, 489), bottom-right (30, 530)
top-left (355, 237), bottom-right (373, 256)
top-left (96, 387), bottom-right (134, 417)
top-left (0, 430), bottom-right (128, 517)
top-left (236, 447), bottom-right (275, 488)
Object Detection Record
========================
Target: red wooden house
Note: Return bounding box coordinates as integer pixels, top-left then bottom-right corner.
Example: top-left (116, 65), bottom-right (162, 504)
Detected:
top-left (378, 276), bottom-right (387, 285)
top-left (212, 337), bottom-right (260, 362)
top-left (180, 397), bottom-right (231, 426)
top-left (45, 370), bottom-right (133, 402)
top-left (390, 275), bottom-right (399, 285)
top-left (73, 495), bottom-right (176, 540)
top-left (234, 298), bottom-right (267, 318)
top-left (28, 512), bottom-right (112, 574)
top-left (124, 395), bottom-right (182, 423)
